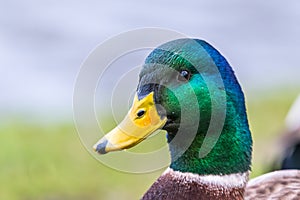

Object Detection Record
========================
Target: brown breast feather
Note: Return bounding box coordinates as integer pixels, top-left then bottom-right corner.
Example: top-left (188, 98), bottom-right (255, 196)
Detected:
top-left (141, 170), bottom-right (245, 200)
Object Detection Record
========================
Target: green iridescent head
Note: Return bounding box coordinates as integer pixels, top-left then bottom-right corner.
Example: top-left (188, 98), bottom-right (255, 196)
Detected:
top-left (94, 38), bottom-right (252, 176)
top-left (137, 38), bottom-right (252, 175)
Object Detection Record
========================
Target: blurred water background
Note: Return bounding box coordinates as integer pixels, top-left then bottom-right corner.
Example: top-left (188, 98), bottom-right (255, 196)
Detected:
top-left (1, 0), bottom-right (300, 199)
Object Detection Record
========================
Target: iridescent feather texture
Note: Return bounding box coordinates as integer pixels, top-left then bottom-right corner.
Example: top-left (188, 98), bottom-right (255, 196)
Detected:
top-left (94, 38), bottom-right (300, 200)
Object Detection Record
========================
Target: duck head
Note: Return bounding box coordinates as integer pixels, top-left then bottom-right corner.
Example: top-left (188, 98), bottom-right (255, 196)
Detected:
top-left (94, 38), bottom-right (252, 175)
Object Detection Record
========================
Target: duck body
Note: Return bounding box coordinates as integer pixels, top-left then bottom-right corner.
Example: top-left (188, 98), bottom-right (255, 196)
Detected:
top-left (94, 38), bottom-right (300, 200)
top-left (282, 142), bottom-right (300, 169)
top-left (142, 168), bottom-right (247, 200)
top-left (278, 95), bottom-right (300, 170)
top-left (245, 170), bottom-right (300, 199)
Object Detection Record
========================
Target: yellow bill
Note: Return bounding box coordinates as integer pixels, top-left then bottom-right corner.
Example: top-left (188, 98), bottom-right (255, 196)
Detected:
top-left (93, 92), bottom-right (167, 154)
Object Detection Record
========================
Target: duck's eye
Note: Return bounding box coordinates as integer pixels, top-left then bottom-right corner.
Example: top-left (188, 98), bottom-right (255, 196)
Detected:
top-left (178, 70), bottom-right (191, 82)
top-left (137, 109), bottom-right (145, 118)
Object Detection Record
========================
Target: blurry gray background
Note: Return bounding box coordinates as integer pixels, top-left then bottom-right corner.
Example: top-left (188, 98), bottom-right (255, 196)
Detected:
top-left (1, 0), bottom-right (300, 120)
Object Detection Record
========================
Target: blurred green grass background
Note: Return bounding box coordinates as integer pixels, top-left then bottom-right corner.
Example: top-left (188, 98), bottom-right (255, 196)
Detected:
top-left (0, 88), bottom-right (299, 200)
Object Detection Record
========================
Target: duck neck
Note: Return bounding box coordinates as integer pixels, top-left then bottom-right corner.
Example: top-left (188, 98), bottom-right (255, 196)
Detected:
top-left (167, 99), bottom-right (252, 176)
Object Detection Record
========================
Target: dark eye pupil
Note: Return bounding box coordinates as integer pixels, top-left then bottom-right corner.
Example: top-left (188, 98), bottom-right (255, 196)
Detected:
top-left (178, 70), bottom-right (190, 81)
top-left (137, 110), bottom-right (145, 117)
top-left (181, 70), bottom-right (189, 77)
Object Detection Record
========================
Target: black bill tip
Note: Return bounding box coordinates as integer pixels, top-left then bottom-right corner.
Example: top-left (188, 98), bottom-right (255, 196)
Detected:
top-left (93, 140), bottom-right (108, 154)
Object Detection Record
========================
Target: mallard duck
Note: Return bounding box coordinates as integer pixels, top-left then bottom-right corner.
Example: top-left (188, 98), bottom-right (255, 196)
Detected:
top-left (93, 39), bottom-right (300, 199)
top-left (280, 130), bottom-right (300, 170)
top-left (274, 95), bottom-right (300, 170)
